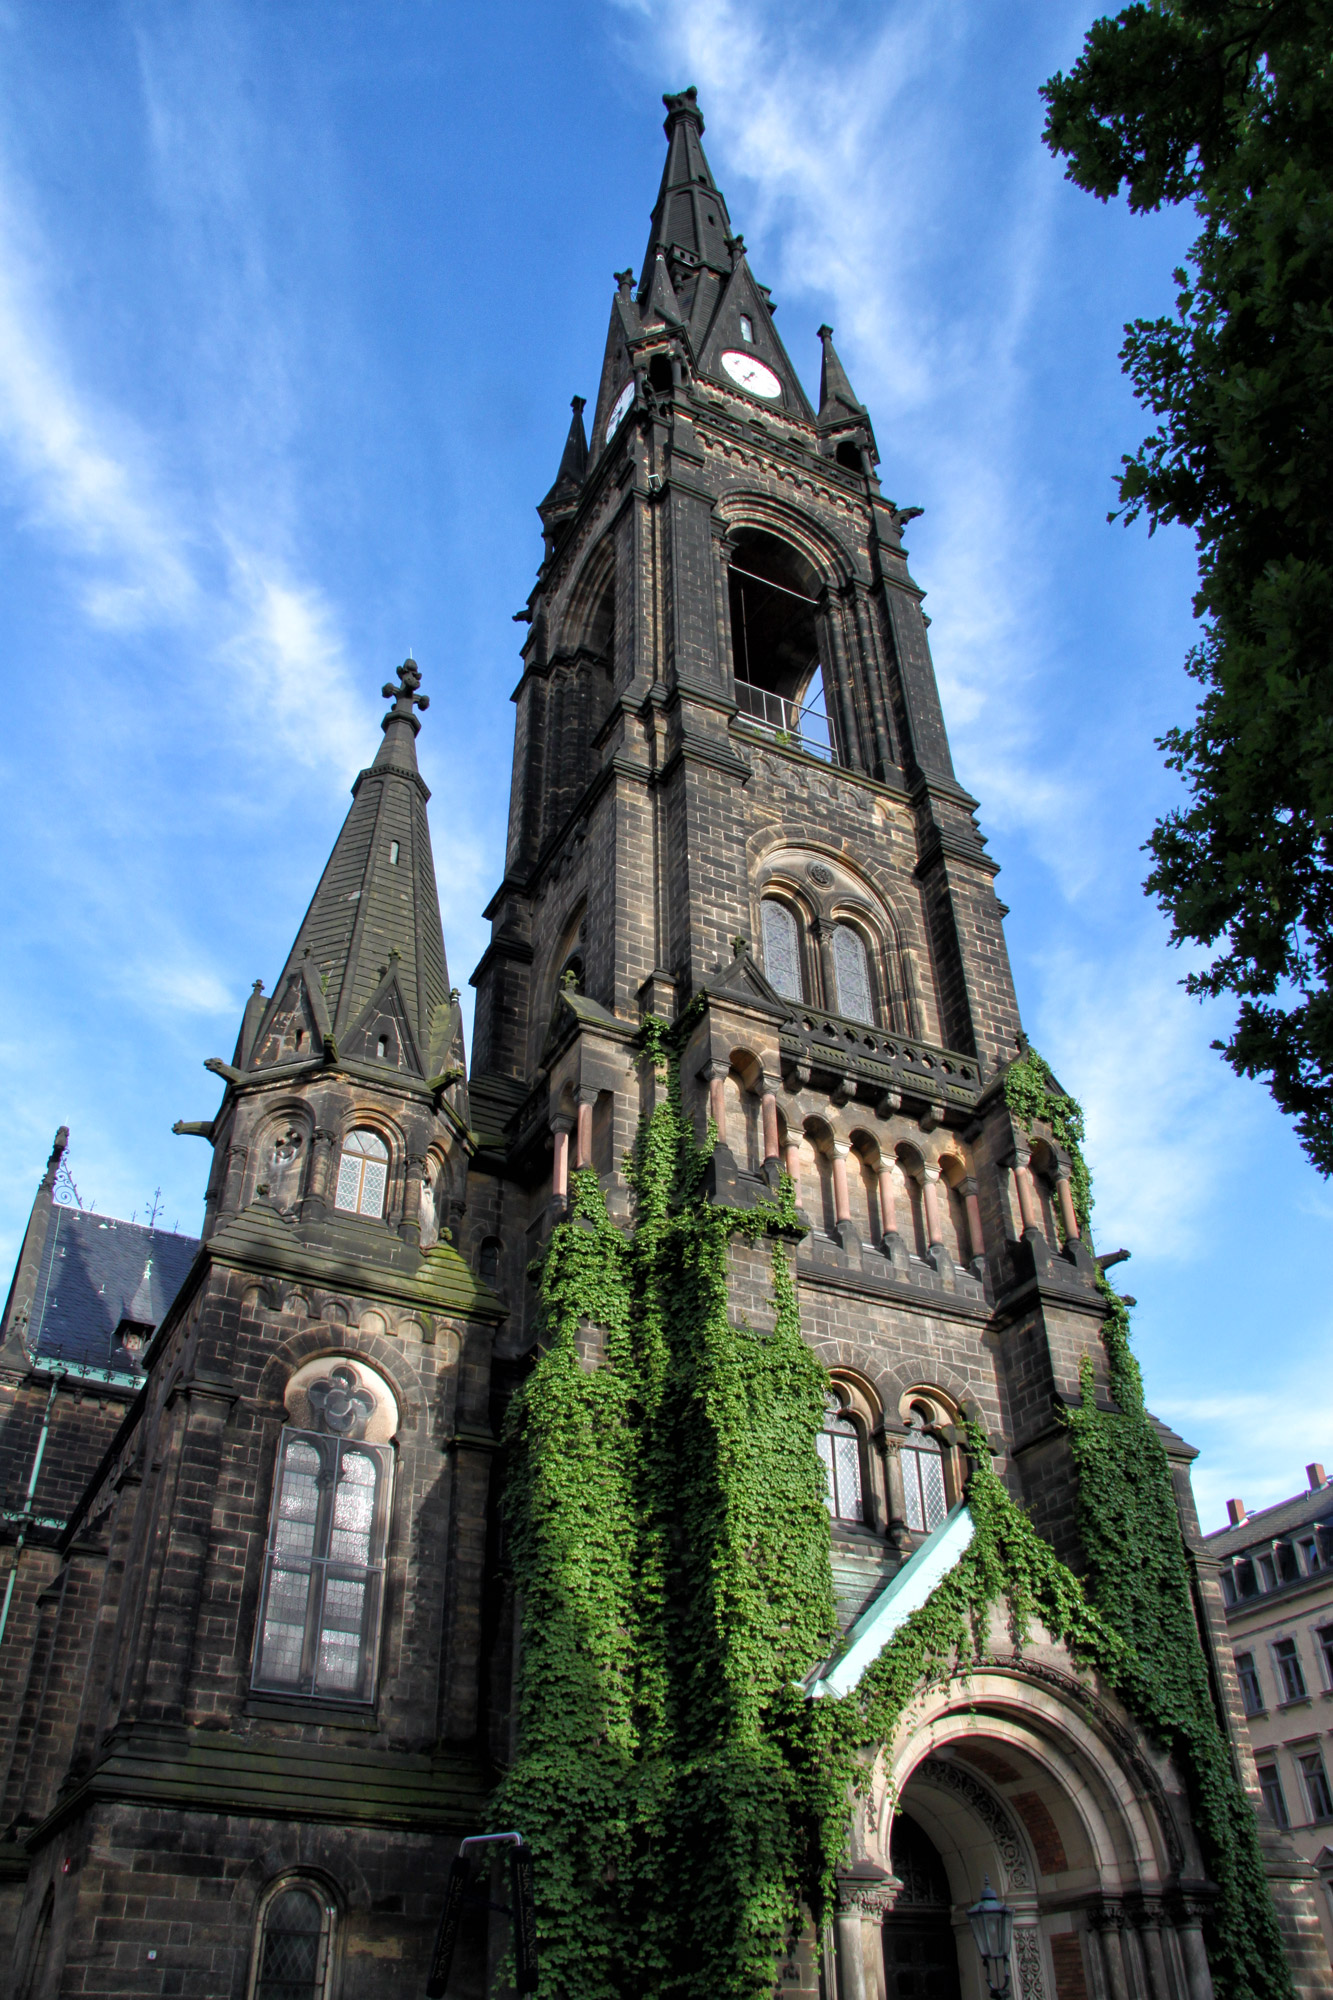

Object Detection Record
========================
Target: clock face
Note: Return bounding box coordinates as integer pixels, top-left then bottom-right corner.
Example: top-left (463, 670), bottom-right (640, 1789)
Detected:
top-left (604, 380), bottom-right (635, 444)
top-left (720, 350), bottom-right (782, 400)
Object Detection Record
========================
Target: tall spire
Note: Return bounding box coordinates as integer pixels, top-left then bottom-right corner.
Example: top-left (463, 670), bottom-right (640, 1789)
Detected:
top-left (245, 660), bottom-right (456, 1080)
top-left (640, 87), bottom-right (733, 295)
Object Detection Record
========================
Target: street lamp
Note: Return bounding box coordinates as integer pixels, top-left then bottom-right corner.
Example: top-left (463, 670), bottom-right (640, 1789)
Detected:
top-left (967, 1878), bottom-right (1014, 2000)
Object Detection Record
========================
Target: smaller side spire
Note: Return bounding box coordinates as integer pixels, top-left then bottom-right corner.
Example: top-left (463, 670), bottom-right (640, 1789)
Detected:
top-left (816, 324), bottom-right (879, 467)
top-left (538, 397), bottom-right (590, 546)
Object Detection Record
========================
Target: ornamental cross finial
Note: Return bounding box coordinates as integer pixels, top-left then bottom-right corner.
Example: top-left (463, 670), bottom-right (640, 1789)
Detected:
top-left (381, 655), bottom-right (430, 720)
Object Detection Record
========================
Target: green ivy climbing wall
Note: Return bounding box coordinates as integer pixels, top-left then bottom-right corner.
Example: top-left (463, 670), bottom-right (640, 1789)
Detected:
top-left (493, 1027), bottom-right (1289, 2000)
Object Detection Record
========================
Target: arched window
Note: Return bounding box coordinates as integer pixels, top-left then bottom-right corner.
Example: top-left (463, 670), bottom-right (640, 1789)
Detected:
top-left (817, 1396), bottom-right (864, 1523)
top-left (761, 900), bottom-right (804, 1002)
top-left (335, 1129), bottom-right (388, 1219)
top-left (251, 1882), bottom-right (334, 2000)
top-left (901, 1410), bottom-right (948, 1533)
top-left (252, 1411), bottom-right (393, 1702)
top-left (832, 923), bottom-right (873, 1023)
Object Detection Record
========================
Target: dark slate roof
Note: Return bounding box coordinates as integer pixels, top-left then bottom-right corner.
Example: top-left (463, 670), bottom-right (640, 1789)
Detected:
top-left (1203, 1481), bottom-right (1333, 1557)
top-left (28, 1203), bottom-right (199, 1374)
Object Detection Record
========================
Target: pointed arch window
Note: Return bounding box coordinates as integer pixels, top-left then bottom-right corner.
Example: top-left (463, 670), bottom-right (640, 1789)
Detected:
top-left (832, 923), bottom-right (873, 1024)
top-left (901, 1412), bottom-right (948, 1533)
top-left (817, 1396), bottom-right (864, 1523)
top-left (761, 900), bottom-right (804, 1002)
top-left (335, 1129), bottom-right (388, 1218)
top-left (250, 1881), bottom-right (335, 2000)
top-left (252, 1429), bottom-right (393, 1701)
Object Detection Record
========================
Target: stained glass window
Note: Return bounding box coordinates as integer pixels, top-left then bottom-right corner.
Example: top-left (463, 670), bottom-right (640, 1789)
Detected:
top-left (761, 900), bottom-right (803, 1002)
top-left (255, 1886), bottom-right (329, 2000)
top-left (334, 1128), bottom-right (389, 1219)
top-left (901, 1419), bottom-right (948, 1533)
top-left (816, 1397), bottom-right (863, 1522)
top-left (832, 924), bottom-right (873, 1023)
top-left (253, 1429), bottom-right (391, 1702)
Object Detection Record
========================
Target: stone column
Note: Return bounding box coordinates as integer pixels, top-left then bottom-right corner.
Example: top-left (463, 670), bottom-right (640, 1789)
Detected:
top-left (302, 1127), bottom-right (338, 1220)
top-left (551, 1115), bottom-right (573, 1204)
top-left (702, 1060), bottom-right (730, 1147)
top-left (760, 1085), bottom-right (781, 1167)
top-left (812, 921), bottom-right (838, 1014)
top-left (575, 1090), bottom-right (597, 1170)
top-left (831, 1144), bottom-right (853, 1224)
top-left (784, 1135), bottom-right (803, 1203)
top-left (1170, 1905), bottom-right (1214, 2000)
top-left (877, 1161), bottom-right (899, 1241)
top-left (1009, 1148), bottom-right (1043, 1238)
top-left (1056, 1163), bottom-right (1081, 1243)
top-left (961, 1175), bottom-right (986, 1266)
top-left (833, 1870), bottom-right (897, 2000)
top-left (1089, 1908), bottom-right (1131, 2000)
top-left (919, 1165), bottom-right (945, 1248)
top-left (1133, 1909), bottom-right (1172, 2000)
top-left (400, 1151), bottom-right (427, 1247)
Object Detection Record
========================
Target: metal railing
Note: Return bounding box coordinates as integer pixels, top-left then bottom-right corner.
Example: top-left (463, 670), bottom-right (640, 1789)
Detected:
top-left (734, 678), bottom-right (836, 763)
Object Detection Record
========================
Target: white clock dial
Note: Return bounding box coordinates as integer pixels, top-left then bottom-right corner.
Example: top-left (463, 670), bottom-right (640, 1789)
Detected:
top-left (720, 350), bottom-right (782, 399)
top-left (604, 379), bottom-right (635, 443)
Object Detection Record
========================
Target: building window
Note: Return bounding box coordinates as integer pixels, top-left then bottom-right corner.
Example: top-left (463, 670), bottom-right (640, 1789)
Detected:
top-left (1258, 1552), bottom-right (1278, 1591)
top-left (901, 1414), bottom-right (948, 1534)
top-left (1274, 1636), bottom-right (1308, 1703)
top-left (1221, 1570), bottom-right (1237, 1606)
top-left (1235, 1652), bottom-right (1265, 1715)
top-left (761, 900), bottom-right (804, 1002)
top-left (1258, 1762), bottom-right (1290, 1829)
top-left (816, 1397), bottom-right (863, 1523)
top-left (335, 1129), bottom-right (389, 1218)
top-left (1236, 1560), bottom-right (1258, 1597)
top-left (252, 1429), bottom-right (392, 1702)
top-left (1317, 1626), bottom-right (1333, 1687)
top-left (739, 314), bottom-right (754, 342)
top-left (832, 923), bottom-right (873, 1024)
top-left (389, 841), bottom-right (400, 865)
top-left (1300, 1750), bottom-right (1333, 1823)
top-left (1301, 1536), bottom-right (1321, 1573)
top-left (1278, 1541), bottom-right (1300, 1583)
top-left (251, 1882), bottom-right (334, 2000)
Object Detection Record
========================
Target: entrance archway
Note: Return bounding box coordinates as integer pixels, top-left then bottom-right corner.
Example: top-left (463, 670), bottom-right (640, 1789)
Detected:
top-left (831, 1659), bottom-right (1212, 2000)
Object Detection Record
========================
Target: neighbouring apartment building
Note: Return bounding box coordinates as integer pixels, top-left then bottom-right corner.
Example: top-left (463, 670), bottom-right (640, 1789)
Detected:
top-left (1204, 1467), bottom-right (1333, 1962)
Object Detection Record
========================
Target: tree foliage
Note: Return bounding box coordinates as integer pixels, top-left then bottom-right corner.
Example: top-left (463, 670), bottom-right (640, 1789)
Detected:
top-left (1042, 2), bottom-right (1333, 1170)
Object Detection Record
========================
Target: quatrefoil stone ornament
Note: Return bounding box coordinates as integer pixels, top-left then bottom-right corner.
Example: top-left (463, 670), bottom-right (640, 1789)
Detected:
top-left (306, 1365), bottom-right (376, 1439)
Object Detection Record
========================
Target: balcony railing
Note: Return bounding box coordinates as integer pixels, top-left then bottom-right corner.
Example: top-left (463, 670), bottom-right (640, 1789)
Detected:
top-left (734, 678), bottom-right (836, 763)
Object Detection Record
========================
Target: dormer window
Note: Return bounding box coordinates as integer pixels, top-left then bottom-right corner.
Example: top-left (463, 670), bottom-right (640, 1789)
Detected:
top-left (376, 1035), bottom-right (389, 1061)
top-left (739, 314), bottom-right (754, 343)
top-left (389, 841), bottom-right (400, 865)
top-left (335, 1130), bottom-right (388, 1219)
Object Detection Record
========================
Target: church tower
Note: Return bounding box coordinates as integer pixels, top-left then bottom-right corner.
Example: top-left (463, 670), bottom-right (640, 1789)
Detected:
top-left (3, 84), bottom-right (1332, 2000)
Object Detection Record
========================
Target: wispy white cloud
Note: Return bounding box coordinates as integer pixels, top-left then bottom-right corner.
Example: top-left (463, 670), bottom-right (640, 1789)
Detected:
top-left (1160, 1378), bottom-right (1333, 1530)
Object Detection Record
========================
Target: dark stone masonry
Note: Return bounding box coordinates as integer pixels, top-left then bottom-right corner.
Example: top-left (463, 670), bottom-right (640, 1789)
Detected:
top-left (2, 85), bottom-right (1329, 2000)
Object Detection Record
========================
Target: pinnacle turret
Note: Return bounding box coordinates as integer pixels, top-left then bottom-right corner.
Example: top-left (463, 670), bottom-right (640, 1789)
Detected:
top-left (244, 660), bottom-right (457, 1081)
top-left (816, 324), bottom-right (878, 463)
top-left (538, 397), bottom-right (590, 545)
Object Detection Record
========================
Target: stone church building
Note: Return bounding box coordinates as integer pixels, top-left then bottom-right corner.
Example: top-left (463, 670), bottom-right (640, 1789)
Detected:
top-left (1, 86), bottom-right (1329, 2000)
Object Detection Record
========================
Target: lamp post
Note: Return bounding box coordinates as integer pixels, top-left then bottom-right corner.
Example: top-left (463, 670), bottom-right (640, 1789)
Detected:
top-left (967, 1879), bottom-right (1014, 2000)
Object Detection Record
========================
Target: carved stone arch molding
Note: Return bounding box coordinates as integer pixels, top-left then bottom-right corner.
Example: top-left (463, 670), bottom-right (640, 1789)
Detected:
top-left (255, 1330), bottom-right (428, 1445)
top-left (552, 525), bottom-right (618, 660)
top-left (716, 489), bottom-right (860, 593)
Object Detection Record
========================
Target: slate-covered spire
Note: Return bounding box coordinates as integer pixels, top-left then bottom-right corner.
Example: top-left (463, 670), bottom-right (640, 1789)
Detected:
top-left (817, 324), bottom-right (878, 460)
top-left (247, 660), bottom-right (457, 1081)
top-left (640, 87), bottom-right (733, 299)
top-left (538, 397), bottom-right (589, 545)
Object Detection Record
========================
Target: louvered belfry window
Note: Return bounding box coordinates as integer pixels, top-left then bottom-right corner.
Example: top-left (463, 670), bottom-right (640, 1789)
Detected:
top-left (252, 1430), bottom-right (392, 1702)
top-left (816, 1397), bottom-right (864, 1522)
top-left (761, 900), bottom-right (803, 1002)
top-left (334, 1128), bottom-right (388, 1218)
top-left (901, 1418), bottom-right (948, 1533)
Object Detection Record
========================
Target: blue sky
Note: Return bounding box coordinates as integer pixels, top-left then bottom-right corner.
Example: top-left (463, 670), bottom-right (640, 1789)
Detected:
top-left (0, 0), bottom-right (1320, 1527)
